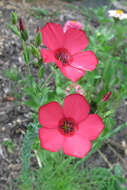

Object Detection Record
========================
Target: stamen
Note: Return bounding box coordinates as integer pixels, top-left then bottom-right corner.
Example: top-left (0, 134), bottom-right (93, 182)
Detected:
top-left (116, 10), bottom-right (123, 15)
top-left (58, 118), bottom-right (77, 136)
top-left (72, 20), bottom-right (77, 23)
top-left (55, 48), bottom-right (73, 65)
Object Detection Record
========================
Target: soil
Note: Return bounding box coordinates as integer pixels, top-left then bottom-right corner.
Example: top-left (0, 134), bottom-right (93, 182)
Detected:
top-left (0, 0), bottom-right (127, 189)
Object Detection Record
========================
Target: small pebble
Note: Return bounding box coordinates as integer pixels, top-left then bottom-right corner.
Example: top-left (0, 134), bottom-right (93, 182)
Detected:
top-left (3, 87), bottom-right (9, 94)
top-left (16, 118), bottom-right (22, 124)
top-left (1, 127), bottom-right (6, 132)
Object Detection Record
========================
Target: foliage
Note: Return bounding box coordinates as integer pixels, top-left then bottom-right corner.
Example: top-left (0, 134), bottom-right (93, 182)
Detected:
top-left (2, 139), bottom-right (16, 153)
top-left (20, 123), bottom-right (38, 189)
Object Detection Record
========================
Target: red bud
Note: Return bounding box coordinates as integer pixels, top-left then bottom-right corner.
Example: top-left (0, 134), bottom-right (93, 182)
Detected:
top-left (36, 26), bottom-right (40, 34)
top-left (103, 91), bottom-right (112, 102)
top-left (19, 17), bottom-right (25, 32)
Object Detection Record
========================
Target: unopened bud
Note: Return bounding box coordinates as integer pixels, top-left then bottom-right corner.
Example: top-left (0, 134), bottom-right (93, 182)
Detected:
top-left (103, 91), bottom-right (112, 102)
top-left (75, 85), bottom-right (81, 93)
top-left (65, 87), bottom-right (71, 96)
top-left (75, 84), bottom-right (84, 95)
top-left (21, 29), bottom-right (28, 41)
top-left (11, 12), bottom-right (18, 25)
top-left (63, 20), bottom-right (82, 33)
top-left (36, 26), bottom-right (40, 34)
top-left (18, 18), bottom-right (28, 41)
top-left (30, 44), bottom-right (39, 57)
top-left (35, 31), bottom-right (41, 46)
top-left (66, 87), bottom-right (71, 92)
top-left (19, 17), bottom-right (25, 32)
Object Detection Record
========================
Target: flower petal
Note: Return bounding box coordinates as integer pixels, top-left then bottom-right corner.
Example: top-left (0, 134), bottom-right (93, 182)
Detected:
top-left (40, 23), bottom-right (64, 50)
top-left (57, 62), bottom-right (85, 82)
top-left (63, 94), bottom-right (90, 123)
top-left (63, 134), bottom-right (91, 158)
top-left (40, 48), bottom-right (56, 63)
top-left (71, 50), bottom-right (98, 71)
top-left (39, 102), bottom-right (63, 128)
top-left (39, 127), bottom-right (64, 152)
top-left (64, 28), bottom-right (88, 54)
top-left (78, 114), bottom-right (104, 141)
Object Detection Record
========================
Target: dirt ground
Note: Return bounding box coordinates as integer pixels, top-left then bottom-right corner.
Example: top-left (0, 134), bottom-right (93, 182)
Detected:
top-left (0, 0), bottom-right (127, 189)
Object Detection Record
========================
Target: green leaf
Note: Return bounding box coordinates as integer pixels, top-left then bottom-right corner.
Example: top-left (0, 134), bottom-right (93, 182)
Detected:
top-left (114, 164), bottom-right (123, 177)
top-left (56, 86), bottom-right (64, 95)
top-left (3, 68), bottom-right (21, 81)
top-left (23, 88), bottom-right (41, 111)
top-left (2, 139), bottom-right (16, 153)
top-left (23, 100), bottom-right (38, 111)
top-left (21, 29), bottom-right (28, 41)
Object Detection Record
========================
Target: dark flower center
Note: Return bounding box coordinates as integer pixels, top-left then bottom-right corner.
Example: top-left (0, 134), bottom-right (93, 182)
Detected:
top-left (55, 48), bottom-right (73, 65)
top-left (58, 118), bottom-right (77, 136)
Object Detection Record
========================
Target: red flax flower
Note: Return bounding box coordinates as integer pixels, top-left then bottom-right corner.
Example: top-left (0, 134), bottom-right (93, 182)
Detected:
top-left (39, 94), bottom-right (104, 158)
top-left (40, 23), bottom-right (98, 82)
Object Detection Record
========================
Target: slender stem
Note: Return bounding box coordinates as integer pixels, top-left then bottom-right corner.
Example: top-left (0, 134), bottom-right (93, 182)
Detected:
top-left (34, 150), bottom-right (42, 168)
top-left (21, 40), bottom-right (31, 75)
top-left (40, 69), bottom-right (55, 90)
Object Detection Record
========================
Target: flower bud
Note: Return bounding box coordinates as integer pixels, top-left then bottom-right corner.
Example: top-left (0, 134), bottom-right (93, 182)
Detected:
top-left (75, 84), bottom-right (84, 95)
top-left (19, 17), bottom-right (25, 32)
top-left (18, 18), bottom-right (28, 41)
top-left (35, 31), bottom-right (41, 46)
top-left (63, 20), bottom-right (82, 33)
top-left (65, 87), bottom-right (71, 96)
top-left (36, 26), bottom-right (40, 34)
top-left (21, 29), bottom-right (28, 41)
top-left (11, 12), bottom-right (18, 25)
top-left (30, 44), bottom-right (39, 58)
top-left (103, 91), bottom-right (112, 102)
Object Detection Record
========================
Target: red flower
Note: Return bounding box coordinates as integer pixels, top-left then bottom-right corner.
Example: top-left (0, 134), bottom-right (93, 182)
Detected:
top-left (40, 23), bottom-right (98, 82)
top-left (39, 94), bottom-right (104, 158)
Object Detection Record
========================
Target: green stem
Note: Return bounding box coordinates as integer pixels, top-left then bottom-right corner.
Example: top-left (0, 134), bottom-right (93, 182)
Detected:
top-left (21, 40), bottom-right (31, 75)
top-left (40, 69), bottom-right (55, 90)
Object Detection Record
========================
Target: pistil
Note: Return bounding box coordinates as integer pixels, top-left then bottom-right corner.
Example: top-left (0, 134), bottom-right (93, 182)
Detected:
top-left (55, 48), bottom-right (73, 65)
top-left (58, 118), bottom-right (77, 136)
